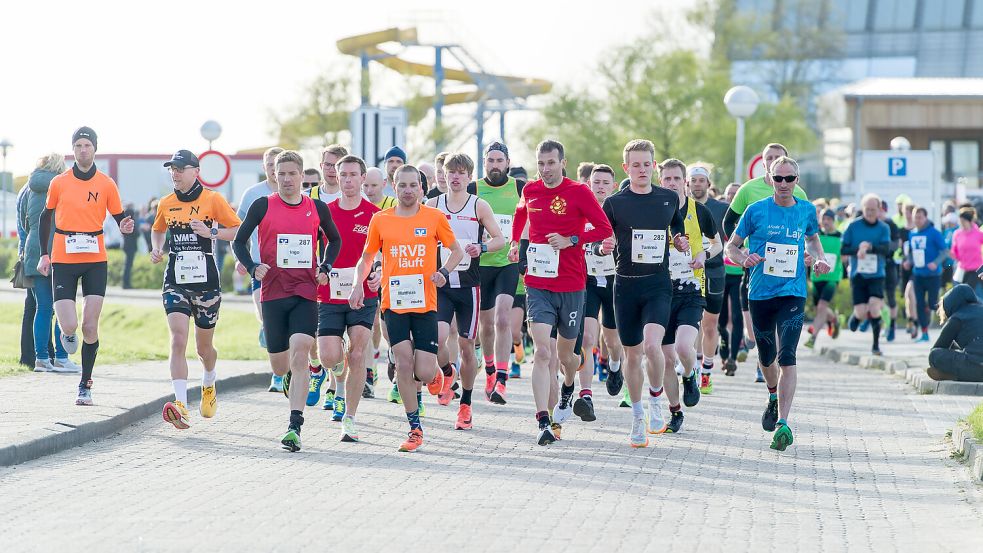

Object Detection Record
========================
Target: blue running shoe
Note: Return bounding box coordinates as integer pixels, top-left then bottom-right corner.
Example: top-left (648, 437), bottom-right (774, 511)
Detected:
top-left (307, 368), bottom-right (326, 407)
top-left (259, 328), bottom-right (267, 349)
top-left (509, 362), bottom-right (521, 378)
top-left (858, 319), bottom-right (870, 332)
top-left (755, 367), bottom-right (765, 383)
top-left (322, 389), bottom-right (335, 411)
top-left (331, 397), bottom-right (346, 422)
top-left (268, 374), bottom-right (284, 393)
top-left (886, 324), bottom-right (896, 342)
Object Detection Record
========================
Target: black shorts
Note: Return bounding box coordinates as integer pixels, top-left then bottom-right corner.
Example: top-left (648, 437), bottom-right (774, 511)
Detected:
top-left (383, 310), bottom-right (439, 355)
top-left (811, 280), bottom-right (837, 306)
top-left (884, 262), bottom-right (898, 308)
top-left (662, 292), bottom-right (706, 345)
top-left (740, 268), bottom-right (751, 310)
top-left (614, 272), bottom-right (672, 348)
top-left (704, 292), bottom-right (724, 315)
top-left (851, 275), bottom-right (885, 305)
top-left (52, 262), bottom-right (108, 302)
top-left (478, 264), bottom-right (520, 310)
top-left (749, 296), bottom-right (805, 367)
top-left (527, 287), bottom-right (584, 340)
top-left (163, 284), bottom-right (222, 329)
top-left (585, 278), bottom-right (616, 330)
top-left (437, 286), bottom-right (480, 340)
top-left (261, 296), bottom-right (317, 354)
top-left (513, 294), bottom-right (526, 311)
top-left (317, 298), bottom-right (378, 337)
top-left (900, 265), bottom-right (913, 291)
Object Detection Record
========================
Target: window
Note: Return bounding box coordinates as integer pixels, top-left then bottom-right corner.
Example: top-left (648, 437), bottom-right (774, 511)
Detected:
top-left (952, 140), bottom-right (980, 188)
top-left (922, 0), bottom-right (966, 29)
top-left (830, 0), bottom-right (870, 31)
top-left (872, 0), bottom-right (917, 31)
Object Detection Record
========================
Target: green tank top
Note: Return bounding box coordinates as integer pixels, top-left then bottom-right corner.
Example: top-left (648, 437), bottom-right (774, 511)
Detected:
top-left (476, 176), bottom-right (520, 267)
top-left (812, 231), bottom-right (843, 283)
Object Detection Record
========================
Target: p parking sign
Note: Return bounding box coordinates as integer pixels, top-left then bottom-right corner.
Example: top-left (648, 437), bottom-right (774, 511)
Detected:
top-left (888, 157), bottom-right (907, 177)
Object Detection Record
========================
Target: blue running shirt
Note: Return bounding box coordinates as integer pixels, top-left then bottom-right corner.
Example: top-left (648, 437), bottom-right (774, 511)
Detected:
top-left (734, 197), bottom-right (819, 301)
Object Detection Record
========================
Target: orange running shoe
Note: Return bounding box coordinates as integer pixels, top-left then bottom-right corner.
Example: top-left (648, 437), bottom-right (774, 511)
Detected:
top-left (399, 428), bottom-right (424, 452)
top-left (490, 381), bottom-right (507, 405)
top-left (485, 371), bottom-right (495, 400)
top-left (441, 364), bottom-right (456, 396)
top-left (455, 404), bottom-right (473, 430)
top-left (426, 370), bottom-right (444, 396)
top-left (162, 401), bottom-right (190, 430)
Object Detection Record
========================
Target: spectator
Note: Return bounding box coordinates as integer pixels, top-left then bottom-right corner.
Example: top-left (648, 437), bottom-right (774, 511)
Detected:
top-left (16, 177), bottom-right (36, 368)
top-left (121, 203), bottom-right (139, 288)
top-left (951, 207), bottom-right (983, 300)
top-left (141, 197), bottom-right (157, 251)
top-left (928, 284), bottom-right (983, 382)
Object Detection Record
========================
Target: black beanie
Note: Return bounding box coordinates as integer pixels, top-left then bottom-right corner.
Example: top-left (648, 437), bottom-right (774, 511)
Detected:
top-left (72, 126), bottom-right (98, 151)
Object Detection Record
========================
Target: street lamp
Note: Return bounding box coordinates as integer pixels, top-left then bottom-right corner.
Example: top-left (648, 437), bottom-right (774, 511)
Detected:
top-left (200, 120), bottom-right (222, 150)
top-left (724, 86), bottom-right (760, 184)
top-left (0, 138), bottom-right (12, 239)
top-left (890, 136), bottom-right (911, 151)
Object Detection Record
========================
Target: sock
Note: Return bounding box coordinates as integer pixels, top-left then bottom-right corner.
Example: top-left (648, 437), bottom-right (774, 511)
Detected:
top-left (366, 367), bottom-right (375, 381)
top-left (560, 382), bottom-right (575, 400)
top-left (416, 391), bottom-right (423, 406)
top-left (495, 361), bottom-right (508, 381)
top-left (406, 409), bottom-right (422, 431)
top-left (172, 379), bottom-right (188, 405)
top-left (336, 384), bottom-right (346, 399)
top-left (609, 360), bottom-right (622, 373)
top-left (441, 363), bottom-right (454, 377)
top-left (80, 340), bottom-right (99, 385)
top-left (309, 358), bottom-right (321, 370)
top-left (777, 418), bottom-right (787, 427)
top-left (326, 388), bottom-right (335, 397)
top-left (202, 368), bottom-right (216, 387)
top-left (536, 410), bottom-right (550, 429)
top-left (289, 409), bottom-right (304, 432)
top-left (696, 353), bottom-right (703, 362)
top-left (649, 386), bottom-right (663, 397)
top-left (890, 317), bottom-right (896, 330)
top-left (669, 403), bottom-right (682, 413)
top-left (483, 355), bottom-right (495, 371)
top-left (461, 388), bottom-right (472, 405)
top-left (579, 389), bottom-right (592, 398)
top-left (768, 384), bottom-right (777, 400)
top-left (871, 317), bottom-right (882, 349)
top-left (631, 400), bottom-right (645, 418)
top-left (702, 360), bottom-right (713, 375)
top-left (921, 326), bottom-right (928, 334)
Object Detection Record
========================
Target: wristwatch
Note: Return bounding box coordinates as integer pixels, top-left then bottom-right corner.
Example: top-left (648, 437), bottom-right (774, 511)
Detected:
top-left (210, 227), bottom-right (219, 238)
top-left (569, 235), bottom-right (579, 246)
top-left (480, 243), bottom-right (488, 253)
top-left (438, 267), bottom-right (450, 279)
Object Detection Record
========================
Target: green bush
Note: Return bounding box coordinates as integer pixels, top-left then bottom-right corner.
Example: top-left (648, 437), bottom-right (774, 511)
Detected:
top-left (104, 249), bottom-right (238, 291)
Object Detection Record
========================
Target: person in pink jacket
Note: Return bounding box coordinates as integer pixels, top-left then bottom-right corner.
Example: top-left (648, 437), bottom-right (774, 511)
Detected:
top-left (950, 207), bottom-right (983, 299)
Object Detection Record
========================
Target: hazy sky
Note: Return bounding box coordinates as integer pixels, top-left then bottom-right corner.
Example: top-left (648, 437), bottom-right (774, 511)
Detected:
top-left (0, 0), bottom-right (693, 175)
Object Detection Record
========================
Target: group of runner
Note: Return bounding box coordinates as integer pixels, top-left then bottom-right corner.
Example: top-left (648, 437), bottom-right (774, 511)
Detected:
top-left (41, 126), bottom-right (839, 454)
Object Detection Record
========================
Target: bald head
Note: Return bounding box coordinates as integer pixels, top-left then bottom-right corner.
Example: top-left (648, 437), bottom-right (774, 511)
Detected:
top-left (363, 167), bottom-right (387, 202)
top-left (417, 162), bottom-right (436, 186)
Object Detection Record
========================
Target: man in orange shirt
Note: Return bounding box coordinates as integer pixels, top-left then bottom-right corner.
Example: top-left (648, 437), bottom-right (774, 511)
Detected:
top-left (350, 164), bottom-right (465, 452)
top-left (37, 126), bottom-right (135, 406)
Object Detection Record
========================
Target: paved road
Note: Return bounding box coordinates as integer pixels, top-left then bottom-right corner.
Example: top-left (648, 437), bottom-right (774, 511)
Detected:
top-left (2, 349), bottom-right (981, 553)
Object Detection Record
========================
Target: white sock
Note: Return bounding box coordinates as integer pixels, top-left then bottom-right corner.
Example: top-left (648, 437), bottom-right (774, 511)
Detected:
top-left (173, 379), bottom-right (188, 405)
top-left (610, 360), bottom-right (622, 373)
top-left (631, 400), bottom-right (645, 418)
top-left (202, 369), bottom-right (217, 387)
top-left (336, 383), bottom-right (347, 399)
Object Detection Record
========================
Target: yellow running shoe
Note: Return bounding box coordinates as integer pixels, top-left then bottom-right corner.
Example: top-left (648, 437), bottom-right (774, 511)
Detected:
top-left (163, 400), bottom-right (190, 430)
top-left (200, 384), bottom-right (217, 418)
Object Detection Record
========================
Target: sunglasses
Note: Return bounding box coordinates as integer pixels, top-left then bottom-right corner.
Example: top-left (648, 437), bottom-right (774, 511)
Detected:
top-left (771, 175), bottom-right (797, 183)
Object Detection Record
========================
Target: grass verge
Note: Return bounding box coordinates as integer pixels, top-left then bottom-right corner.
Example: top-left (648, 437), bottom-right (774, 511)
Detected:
top-left (969, 403), bottom-right (983, 443)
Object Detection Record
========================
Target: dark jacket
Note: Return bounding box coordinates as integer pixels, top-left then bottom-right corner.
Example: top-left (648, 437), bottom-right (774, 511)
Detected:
top-left (21, 169), bottom-right (58, 278)
top-left (933, 284), bottom-right (983, 358)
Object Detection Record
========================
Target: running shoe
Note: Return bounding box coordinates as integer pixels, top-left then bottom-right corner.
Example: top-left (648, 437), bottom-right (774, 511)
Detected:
top-left (455, 404), bottom-right (473, 430)
top-left (388, 384), bottom-right (402, 404)
top-left (736, 345), bottom-right (749, 362)
top-left (362, 381), bottom-right (375, 399)
top-left (200, 384), bottom-right (217, 418)
top-left (647, 395), bottom-right (667, 434)
top-left (573, 395), bottom-right (596, 422)
top-left (620, 386), bottom-right (631, 408)
top-left (514, 342), bottom-right (525, 363)
top-left (724, 359), bottom-right (737, 376)
top-left (755, 367), bottom-right (765, 383)
top-left (665, 411), bottom-right (684, 433)
top-left (682, 373), bottom-right (701, 407)
top-left (597, 357), bottom-right (609, 383)
top-left (700, 373), bottom-right (713, 395)
top-left (489, 382), bottom-right (507, 405)
top-left (322, 389), bottom-right (335, 411)
top-left (484, 370), bottom-right (495, 400)
top-left (61, 333), bottom-right (79, 355)
top-left (51, 357), bottom-right (81, 373)
top-left (440, 365), bottom-right (456, 397)
top-left (537, 425), bottom-right (557, 446)
top-left (307, 368), bottom-right (326, 407)
top-left (886, 324), bottom-right (895, 342)
top-left (268, 374), bottom-right (284, 393)
top-left (341, 416), bottom-right (359, 442)
top-left (831, 317), bottom-right (841, 339)
top-left (282, 370), bottom-right (291, 398)
top-left (762, 397), bottom-right (779, 431)
top-left (75, 380), bottom-right (93, 406)
top-left (606, 366), bottom-right (624, 396)
top-left (281, 429), bottom-right (301, 452)
top-left (162, 400), bottom-right (190, 429)
top-left (858, 318), bottom-right (870, 332)
top-left (258, 328), bottom-right (267, 349)
top-left (437, 386), bottom-right (455, 406)
top-left (917, 332), bottom-right (930, 343)
top-left (770, 423), bottom-right (794, 451)
top-left (719, 338), bottom-right (730, 363)
top-left (804, 335), bottom-right (816, 349)
top-left (331, 397), bottom-right (346, 422)
top-left (509, 362), bottom-right (521, 379)
top-left (553, 395), bottom-right (573, 424)
top-left (331, 362), bottom-right (345, 378)
top-left (848, 314), bottom-right (860, 332)
top-left (426, 370), bottom-right (444, 396)
top-left (34, 359), bottom-right (55, 372)
top-left (629, 416), bottom-right (649, 448)
top-left (398, 429), bottom-right (423, 452)
top-left (551, 422), bottom-right (563, 440)
top-left (871, 347), bottom-right (882, 356)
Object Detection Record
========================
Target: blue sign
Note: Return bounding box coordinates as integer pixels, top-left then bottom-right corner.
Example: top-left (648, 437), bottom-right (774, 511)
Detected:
top-left (888, 157), bottom-right (907, 177)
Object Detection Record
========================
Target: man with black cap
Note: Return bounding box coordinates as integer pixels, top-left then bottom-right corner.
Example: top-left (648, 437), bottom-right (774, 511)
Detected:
top-left (467, 141), bottom-right (525, 404)
top-left (151, 150), bottom-right (241, 430)
top-left (37, 126), bottom-right (135, 406)
top-left (382, 146), bottom-right (407, 198)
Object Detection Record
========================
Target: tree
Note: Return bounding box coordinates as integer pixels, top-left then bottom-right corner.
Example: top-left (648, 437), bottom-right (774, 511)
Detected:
top-left (270, 73), bottom-right (354, 150)
top-left (522, 89), bottom-right (623, 174)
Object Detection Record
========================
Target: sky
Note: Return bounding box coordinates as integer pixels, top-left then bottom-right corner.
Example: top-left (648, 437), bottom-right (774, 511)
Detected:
top-left (0, 0), bottom-right (695, 176)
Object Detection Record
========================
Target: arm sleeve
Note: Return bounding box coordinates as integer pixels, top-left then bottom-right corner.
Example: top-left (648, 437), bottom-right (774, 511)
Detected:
top-left (669, 198), bottom-right (686, 237)
top-left (580, 188), bottom-right (612, 243)
top-left (932, 317), bottom-right (961, 350)
top-left (315, 200), bottom-right (342, 268)
top-left (697, 203), bottom-right (716, 239)
top-left (39, 208), bottom-right (54, 256)
top-left (511, 192), bottom-right (527, 241)
top-left (723, 207), bottom-right (740, 238)
top-left (232, 197), bottom-right (268, 275)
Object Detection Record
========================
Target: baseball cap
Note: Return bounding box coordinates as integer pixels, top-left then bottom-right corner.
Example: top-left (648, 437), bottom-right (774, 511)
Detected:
top-left (163, 150), bottom-right (200, 168)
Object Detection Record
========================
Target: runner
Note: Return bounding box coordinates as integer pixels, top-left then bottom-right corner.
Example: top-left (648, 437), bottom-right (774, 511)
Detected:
top-left (576, 162), bottom-right (595, 184)
top-left (657, 159), bottom-right (721, 433)
top-left (235, 146), bottom-right (284, 392)
top-left (471, 142), bottom-right (525, 404)
top-left (425, 151), bottom-right (450, 200)
top-left (510, 139), bottom-right (613, 445)
top-left (150, 150), bottom-right (241, 429)
top-left (688, 163), bottom-right (727, 393)
top-left (302, 169), bottom-right (321, 191)
top-left (841, 194), bottom-right (891, 355)
top-left (382, 146), bottom-right (407, 196)
top-left (364, 167), bottom-right (397, 209)
top-left (36, 126), bottom-right (136, 405)
top-left (598, 140), bottom-right (688, 447)
top-left (804, 209), bottom-right (844, 350)
top-left (904, 206), bottom-right (949, 342)
top-left (879, 200), bottom-right (903, 342)
top-left (232, 150), bottom-right (341, 452)
top-left (350, 164), bottom-right (464, 452)
top-left (718, 182), bottom-right (745, 375)
top-left (313, 154), bottom-right (381, 441)
top-left (426, 153), bottom-right (505, 429)
top-left (725, 156), bottom-right (831, 451)
top-left (363, 165), bottom-right (397, 399)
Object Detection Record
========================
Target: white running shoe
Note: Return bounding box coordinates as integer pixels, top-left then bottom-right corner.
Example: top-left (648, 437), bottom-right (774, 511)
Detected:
top-left (61, 333), bottom-right (79, 355)
top-left (648, 394), bottom-right (667, 434)
top-left (52, 358), bottom-right (82, 373)
top-left (630, 416), bottom-right (649, 448)
top-left (552, 396), bottom-right (573, 425)
top-left (34, 359), bottom-right (55, 372)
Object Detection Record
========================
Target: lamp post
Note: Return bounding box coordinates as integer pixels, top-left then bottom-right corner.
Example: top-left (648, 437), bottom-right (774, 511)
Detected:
top-left (200, 120), bottom-right (222, 150)
top-left (0, 139), bottom-right (12, 239)
top-left (724, 86), bottom-right (760, 184)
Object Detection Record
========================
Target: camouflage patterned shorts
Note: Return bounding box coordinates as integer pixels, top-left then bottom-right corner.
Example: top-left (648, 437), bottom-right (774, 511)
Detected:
top-left (163, 285), bottom-right (222, 329)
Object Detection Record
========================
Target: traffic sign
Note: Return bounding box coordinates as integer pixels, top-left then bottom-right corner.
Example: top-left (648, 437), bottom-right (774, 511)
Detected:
top-left (748, 154), bottom-right (765, 180)
top-left (198, 150), bottom-right (231, 188)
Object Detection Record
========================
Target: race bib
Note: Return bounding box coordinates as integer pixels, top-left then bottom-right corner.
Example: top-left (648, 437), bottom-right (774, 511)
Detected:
top-left (668, 248), bottom-right (696, 282)
top-left (276, 233), bottom-right (313, 269)
top-left (631, 229), bottom-right (666, 264)
top-left (823, 252), bottom-right (838, 269)
top-left (389, 274), bottom-right (425, 311)
top-left (65, 234), bottom-right (99, 254)
top-left (174, 252), bottom-right (208, 284)
top-left (494, 214), bottom-right (513, 242)
top-left (527, 243), bottom-right (560, 278)
top-left (913, 248), bottom-right (926, 268)
top-left (440, 243), bottom-right (474, 272)
top-left (329, 267), bottom-right (356, 300)
top-left (585, 249), bottom-right (615, 277)
top-left (764, 242), bottom-right (799, 278)
top-left (855, 254), bottom-right (878, 275)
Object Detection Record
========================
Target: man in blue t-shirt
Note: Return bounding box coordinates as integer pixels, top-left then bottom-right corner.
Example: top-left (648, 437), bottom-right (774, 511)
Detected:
top-left (725, 156), bottom-right (831, 452)
top-left (904, 206), bottom-right (949, 342)
top-left (841, 194), bottom-right (892, 355)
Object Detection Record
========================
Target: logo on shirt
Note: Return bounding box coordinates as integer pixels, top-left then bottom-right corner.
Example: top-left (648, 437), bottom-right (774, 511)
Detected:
top-left (549, 196), bottom-right (567, 215)
top-left (87, 192), bottom-right (99, 202)
top-left (190, 206), bottom-right (200, 216)
top-left (766, 245), bottom-right (777, 255)
top-left (278, 237), bottom-right (289, 244)
top-left (414, 228), bottom-right (427, 236)
top-left (353, 224), bottom-right (369, 234)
